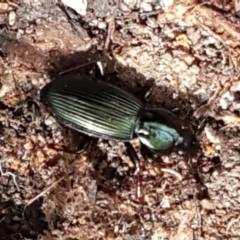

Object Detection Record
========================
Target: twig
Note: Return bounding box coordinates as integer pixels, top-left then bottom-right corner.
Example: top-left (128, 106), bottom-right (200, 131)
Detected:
top-left (59, 60), bottom-right (99, 75)
top-left (25, 176), bottom-right (64, 206)
top-left (194, 195), bottom-right (202, 239)
top-left (160, 168), bottom-right (183, 181)
top-left (104, 0), bottom-right (120, 50)
top-left (0, 216), bottom-right (5, 223)
top-left (139, 9), bottom-right (163, 17)
top-left (226, 215), bottom-right (240, 234)
top-left (0, 160), bottom-right (20, 191)
top-left (194, 81), bottom-right (230, 118)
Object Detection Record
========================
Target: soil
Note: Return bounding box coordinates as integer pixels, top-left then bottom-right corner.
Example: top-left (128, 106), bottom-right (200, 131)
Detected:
top-left (1, 0), bottom-right (240, 239)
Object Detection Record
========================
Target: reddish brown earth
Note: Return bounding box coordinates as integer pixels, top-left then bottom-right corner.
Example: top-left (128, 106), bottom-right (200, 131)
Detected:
top-left (1, 0), bottom-right (240, 239)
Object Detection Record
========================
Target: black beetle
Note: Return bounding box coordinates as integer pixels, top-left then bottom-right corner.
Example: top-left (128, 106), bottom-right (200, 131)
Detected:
top-left (41, 75), bottom-right (197, 163)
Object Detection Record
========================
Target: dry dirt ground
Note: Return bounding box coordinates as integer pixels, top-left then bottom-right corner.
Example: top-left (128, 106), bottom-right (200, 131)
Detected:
top-left (0, 0), bottom-right (240, 239)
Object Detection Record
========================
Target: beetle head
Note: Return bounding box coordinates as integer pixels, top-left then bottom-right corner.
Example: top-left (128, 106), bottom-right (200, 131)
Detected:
top-left (136, 108), bottom-right (198, 155)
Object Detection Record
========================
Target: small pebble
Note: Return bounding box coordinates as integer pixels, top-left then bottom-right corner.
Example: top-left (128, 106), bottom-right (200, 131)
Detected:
top-left (140, 2), bottom-right (153, 12)
top-left (160, 0), bottom-right (174, 8)
top-left (44, 116), bottom-right (56, 126)
top-left (230, 81), bottom-right (240, 92)
top-left (0, 2), bottom-right (8, 13)
top-left (8, 10), bottom-right (16, 26)
top-left (120, 2), bottom-right (130, 12)
top-left (98, 21), bottom-right (107, 29)
top-left (123, 0), bottom-right (137, 9)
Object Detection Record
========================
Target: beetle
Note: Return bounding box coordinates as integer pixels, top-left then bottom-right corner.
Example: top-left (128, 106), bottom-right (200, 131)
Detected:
top-left (41, 75), bottom-right (198, 170)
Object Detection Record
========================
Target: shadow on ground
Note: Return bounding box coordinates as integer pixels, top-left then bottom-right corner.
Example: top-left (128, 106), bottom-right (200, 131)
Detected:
top-left (0, 36), bottom-right (208, 239)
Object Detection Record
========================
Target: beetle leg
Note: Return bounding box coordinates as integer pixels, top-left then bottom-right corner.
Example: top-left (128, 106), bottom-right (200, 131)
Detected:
top-left (46, 144), bottom-right (76, 154)
top-left (124, 142), bottom-right (140, 175)
top-left (140, 143), bottom-right (154, 163)
top-left (96, 61), bottom-right (105, 76)
top-left (94, 52), bottom-right (118, 78)
top-left (101, 52), bottom-right (117, 74)
top-left (124, 142), bottom-right (142, 197)
top-left (135, 82), bottom-right (154, 103)
top-left (74, 135), bottom-right (92, 154)
top-left (93, 59), bottom-right (117, 82)
top-left (59, 60), bottom-right (100, 76)
top-left (47, 133), bottom-right (92, 154)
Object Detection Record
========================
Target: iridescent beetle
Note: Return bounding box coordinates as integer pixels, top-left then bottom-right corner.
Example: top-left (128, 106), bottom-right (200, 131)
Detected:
top-left (41, 74), bottom-right (198, 171)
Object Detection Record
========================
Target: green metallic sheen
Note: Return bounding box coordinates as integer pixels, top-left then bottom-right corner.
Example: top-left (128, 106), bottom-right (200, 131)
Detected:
top-left (41, 76), bottom-right (143, 141)
top-left (41, 75), bottom-right (196, 153)
top-left (136, 108), bottom-right (193, 152)
top-left (137, 122), bottom-right (184, 151)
